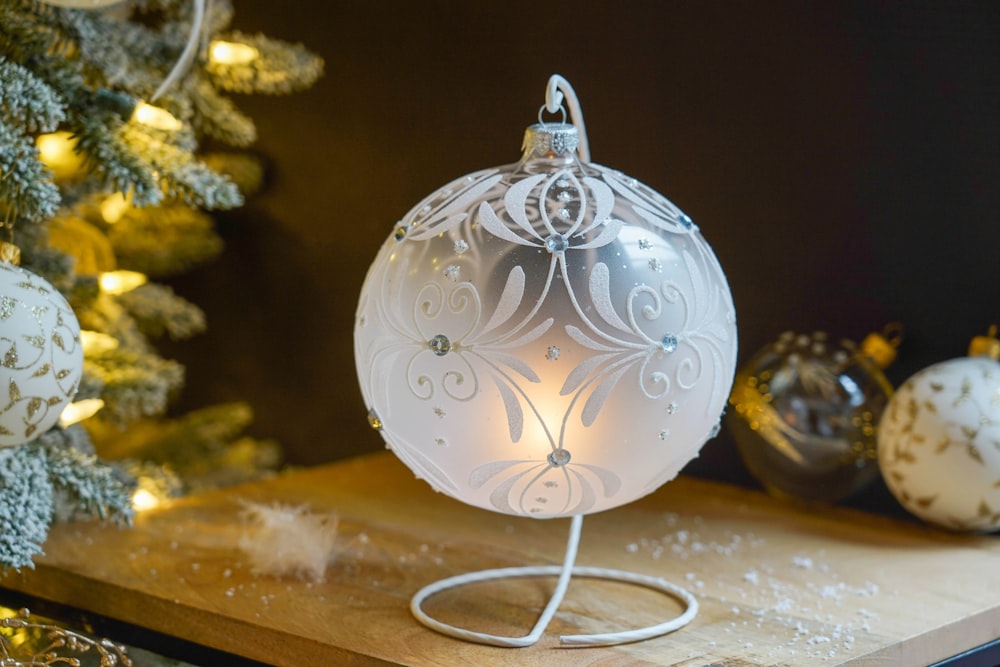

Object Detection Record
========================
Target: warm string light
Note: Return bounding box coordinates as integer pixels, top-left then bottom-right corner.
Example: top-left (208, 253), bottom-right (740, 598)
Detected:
top-left (36, 131), bottom-right (84, 179)
top-left (80, 330), bottom-right (119, 355)
top-left (131, 101), bottom-right (183, 131)
top-left (99, 192), bottom-right (131, 224)
top-left (209, 40), bottom-right (260, 65)
top-left (58, 398), bottom-right (105, 428)
top-left (131, 478), bottom-right (169, 512)
top-left (99, 270), bottom-right (147, 295)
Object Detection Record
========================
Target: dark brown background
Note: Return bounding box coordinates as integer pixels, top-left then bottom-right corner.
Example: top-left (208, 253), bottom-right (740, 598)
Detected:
top-left (163, 1), bottom-right (999, 492)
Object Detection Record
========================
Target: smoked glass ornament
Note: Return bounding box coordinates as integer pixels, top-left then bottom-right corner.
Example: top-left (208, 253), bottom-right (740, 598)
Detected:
top-left (0, 257), bottom-right (83, 447)
top-left (727, 328), bottom-right (898, 502)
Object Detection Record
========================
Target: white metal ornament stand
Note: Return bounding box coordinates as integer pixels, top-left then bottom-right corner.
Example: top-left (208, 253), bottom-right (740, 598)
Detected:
top-left (408, 76), bottom-right (699, 649)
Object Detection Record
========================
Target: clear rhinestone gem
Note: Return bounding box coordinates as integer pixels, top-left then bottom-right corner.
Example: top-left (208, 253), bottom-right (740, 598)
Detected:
top-left (443, 265), bottom-right (460, 282)
top-left (667, 402), bottom-right (678, 415)
top-left (678, 213), bottom-right (694, 229)
top-left (393, 225), bottom-right (408, 242)
top-left (545, 234), bottom-right (569, 253)
top-left (661, 333), bottom-right (679, 354)
top-left (557, 191), bottom-right (572, 202)
top-left (709, 420), bottom-right (722, 438)
top-left (659, 429), bottom-right (669, 440)
top-left (638, 239), bottom-right (652, 250)
top-left (545, 346), bottom-right (560, 361)
top-left (453, 239), bottom-right (469, 254)
top-left (649, 258), bottom-right (662, 272)
top-left (558, 207), bottom-right (571, 219)
top-left (556, 178), bottom-right (571, 188)
top-left (428, 334), bottom-right (452, 356)
top-left (547, 449), bottom-right (572, 467)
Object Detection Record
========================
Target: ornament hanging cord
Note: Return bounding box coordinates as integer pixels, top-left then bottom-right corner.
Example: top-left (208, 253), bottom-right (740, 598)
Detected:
top-left (150, 0), bottom-right (207, 103)
top-left (543, 74), bottom-right (591, 163)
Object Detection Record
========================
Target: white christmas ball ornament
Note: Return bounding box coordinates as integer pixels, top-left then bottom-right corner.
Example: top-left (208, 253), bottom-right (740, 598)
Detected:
top-left (355, 103), bottom-right (737, 518)
top-left (0, 261), bottom-right (83, 447)
top-left (878, 356), bottom-right (1000, 531)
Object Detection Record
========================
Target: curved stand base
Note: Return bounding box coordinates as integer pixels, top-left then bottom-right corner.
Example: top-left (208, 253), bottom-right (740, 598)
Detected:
top-left (410, 515), bottom-right (698, 648)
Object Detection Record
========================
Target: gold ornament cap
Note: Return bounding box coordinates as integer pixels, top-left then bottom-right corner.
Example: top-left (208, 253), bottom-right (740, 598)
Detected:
top-left (968, 325), bottom-right (1000, 360)
top-left (860, 323), bottom-right (904, 369)
top-left (0, 242), bottom-right (21, 266)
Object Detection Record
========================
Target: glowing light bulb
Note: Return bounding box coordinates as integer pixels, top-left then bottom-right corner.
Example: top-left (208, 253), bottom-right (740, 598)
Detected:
top-left (209, 40), bottom-right (260, 65)
top-left (132, 102), bottom-right (183, 131)
top-left (59, 398), bottom-right (105, 427)
top-left (131, 487), bottom-right (161, 512)
top-left (36, 132), bottom-right (84, 179)
top-left (80, 330), bottom-right (119, 355)
top-left (99, 270), bottom-right (147, 295)
top-left (100, 193), bottom-right (131, 224)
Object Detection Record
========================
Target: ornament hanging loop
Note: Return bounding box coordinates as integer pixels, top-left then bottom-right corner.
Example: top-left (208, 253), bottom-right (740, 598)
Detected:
top-left (543, 75), bottom-right (591, 163)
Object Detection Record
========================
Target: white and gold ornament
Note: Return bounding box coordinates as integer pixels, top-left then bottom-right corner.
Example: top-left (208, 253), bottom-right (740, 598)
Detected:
top-left (0, 255), bottom-right (83, 447)
top-left (877, 329), bottom-right (1000, 531)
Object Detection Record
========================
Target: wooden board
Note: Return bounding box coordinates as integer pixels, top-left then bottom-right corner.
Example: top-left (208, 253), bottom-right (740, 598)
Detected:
top-left (3, 452), bottom-right (1000, 666)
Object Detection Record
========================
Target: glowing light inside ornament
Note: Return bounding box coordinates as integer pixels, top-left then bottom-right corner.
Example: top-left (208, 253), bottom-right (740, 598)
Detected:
top-left (209, 40), bottom-right (260, 65)
top-left (58, 398), bottom-right (105, 428)
top-left (99, 270), bottom-right (147, 295)
top-left (132, 102), bottom-right (183, 131)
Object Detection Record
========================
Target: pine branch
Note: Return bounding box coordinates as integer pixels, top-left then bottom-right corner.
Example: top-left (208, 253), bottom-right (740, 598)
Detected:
top-left (39, 426), bottom-right (135, 523)
top-left (116, 282), bottom-right (206, 340)
top-left (188, 76), bottom-right (257, 147)
top-left (0, 443), bottom-right (54, 571)
top-left (108, 202), bottom-right (223, 277)
top-left (83, 347), bottom-right (184, 425)
top-left (120, 122), bottom-right (242, 209)
top-left (0, 119), bottom-right (60, 222)
top-left (71, 104), bottom-right (164, 207)
top-left (0, 57), bottom-right (65, 133)
top-left (206, 31), bottom-right (323, 95)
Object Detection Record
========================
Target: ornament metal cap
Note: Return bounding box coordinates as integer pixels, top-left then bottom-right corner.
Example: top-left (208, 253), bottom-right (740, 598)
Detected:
top-left (968, 325), bottom-right (1000, 360)
top-left (860, 323), bottom-right (903, 369)
top-left (522, 122), bottom-right (580, 159)
top-left (0, 242), bottom-right (21, 266)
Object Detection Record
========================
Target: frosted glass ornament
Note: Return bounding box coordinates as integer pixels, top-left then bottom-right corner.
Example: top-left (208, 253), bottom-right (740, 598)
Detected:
top-left (0, 261), bottom-right (83, 447)
top-left (878, 352), bottom-right (1000, 531)
top-left (728, 330), bottom-right (896, 502)
top-left (355, 118), bottom-right (737, 518)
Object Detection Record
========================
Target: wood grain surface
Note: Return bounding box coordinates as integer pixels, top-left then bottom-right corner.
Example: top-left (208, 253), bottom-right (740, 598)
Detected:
top-left (3, 452), bottom-right (999, 666)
